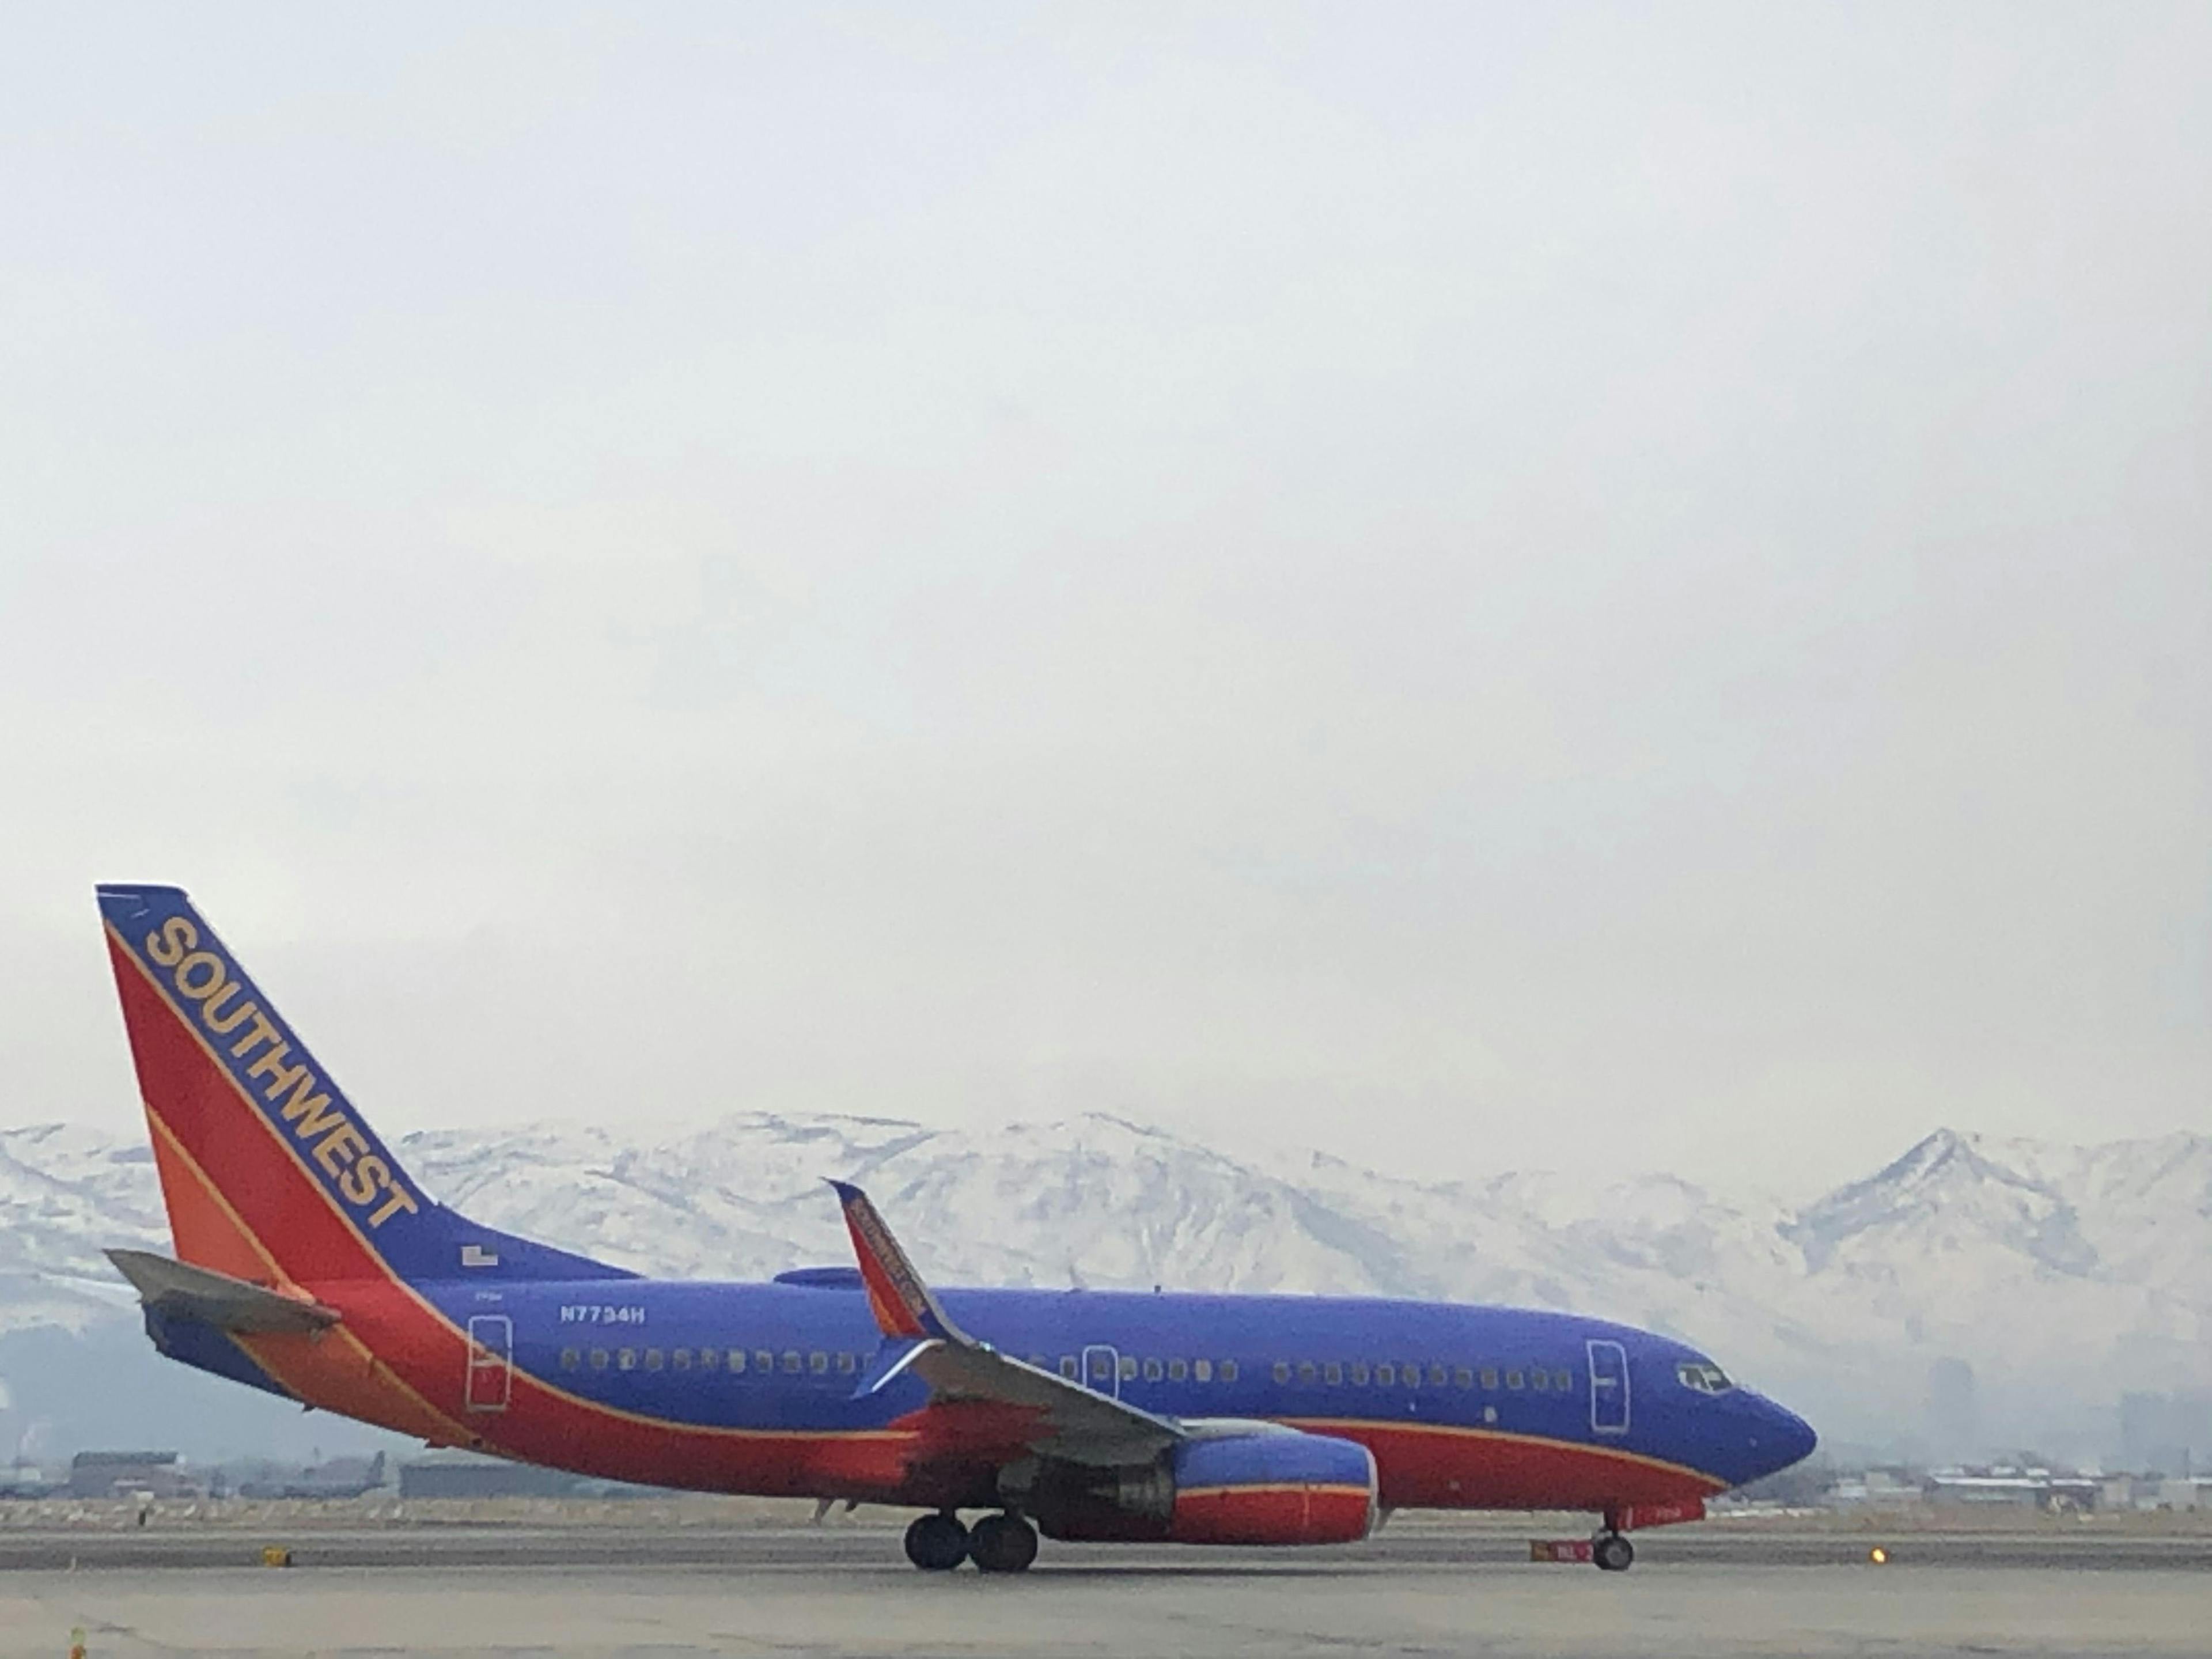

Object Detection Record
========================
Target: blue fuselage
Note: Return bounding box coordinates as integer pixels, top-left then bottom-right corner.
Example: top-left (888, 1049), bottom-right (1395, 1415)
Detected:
top-left (331, 1271), bottom-right (1819, 1511)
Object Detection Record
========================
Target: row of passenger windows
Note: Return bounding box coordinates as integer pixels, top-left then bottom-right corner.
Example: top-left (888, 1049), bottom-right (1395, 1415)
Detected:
top-left (1265, 1361), bottom-right (1574, 1393)
top-left (1062, 1355), bottom-right (1571, 1393)
top-left (558, 1347), bottom-right (862, 1376)
top-left (553, 1345), bottom-right (1574, 1396)
top-left (1060, 1355), bottom-right (1239, 1384)
top-left (553, 1348), bottom-right (1250, 1382)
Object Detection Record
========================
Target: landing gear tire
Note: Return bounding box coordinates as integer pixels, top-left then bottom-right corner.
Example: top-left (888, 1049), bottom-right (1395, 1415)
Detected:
top-left (1593, 1532), bottom-right (1635, 1573)
top-left (968, 1512), bottom-right (1039, 1574)
top-left (904, 1512), bottom-right (970, 1571)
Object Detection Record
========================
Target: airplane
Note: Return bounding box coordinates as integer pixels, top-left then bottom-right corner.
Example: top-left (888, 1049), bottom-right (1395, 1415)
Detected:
top-left (232, 1450), bottom-right (388, 1501)
top-left (93, 882), bottom-right (1816, 1573)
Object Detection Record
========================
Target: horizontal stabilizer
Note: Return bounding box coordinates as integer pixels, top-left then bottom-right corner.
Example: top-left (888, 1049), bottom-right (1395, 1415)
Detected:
top-left (105, 1248), bottom-right (340, 1334)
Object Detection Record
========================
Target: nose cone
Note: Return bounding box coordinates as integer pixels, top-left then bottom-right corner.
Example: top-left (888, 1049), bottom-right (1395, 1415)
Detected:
top-left (1745, 1394), bottom-right (1818, 1481)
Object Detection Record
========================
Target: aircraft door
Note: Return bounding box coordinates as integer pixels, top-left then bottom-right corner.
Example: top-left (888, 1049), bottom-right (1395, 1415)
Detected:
top-left (1082, 1343), bottom-right (1122, 1400)
top-left (1586, 1338), bottom-right (1630, 1435)
top-left (465, 1314), bottom-right (514, 1412)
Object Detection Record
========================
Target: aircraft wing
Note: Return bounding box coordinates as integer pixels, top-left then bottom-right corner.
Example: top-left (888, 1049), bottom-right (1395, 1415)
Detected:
top-left (106, 1248), bottom-right (341, 1334)
top-left (830, 1181), bottom-right (1182, 1468)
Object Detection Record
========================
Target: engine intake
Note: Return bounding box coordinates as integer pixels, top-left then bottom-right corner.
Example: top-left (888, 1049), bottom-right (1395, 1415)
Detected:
top-left (1032, 1430), bottom-right (1377, 1546)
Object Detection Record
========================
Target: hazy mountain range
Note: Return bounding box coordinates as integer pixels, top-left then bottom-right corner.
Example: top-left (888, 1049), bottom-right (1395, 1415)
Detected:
top-left (2, 1112), bottom-right (2206, 1466)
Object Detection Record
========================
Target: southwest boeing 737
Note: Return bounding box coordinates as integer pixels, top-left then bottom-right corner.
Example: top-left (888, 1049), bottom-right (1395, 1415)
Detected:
top-left (95, 883), bottom-right (1815, 1573)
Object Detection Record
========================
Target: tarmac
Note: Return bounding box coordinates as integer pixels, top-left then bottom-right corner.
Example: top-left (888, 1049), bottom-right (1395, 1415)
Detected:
top-left (1, 1524), bottom-right (2207, 1658)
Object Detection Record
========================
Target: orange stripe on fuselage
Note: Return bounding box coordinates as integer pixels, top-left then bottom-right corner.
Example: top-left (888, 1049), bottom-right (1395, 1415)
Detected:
top-left (1282, 1416), bottom-right (1726, 1510)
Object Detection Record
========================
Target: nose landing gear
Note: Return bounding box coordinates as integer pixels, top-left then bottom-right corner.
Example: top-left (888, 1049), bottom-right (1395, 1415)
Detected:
top-left (1592, 1532), bottom-right (1635, 1572)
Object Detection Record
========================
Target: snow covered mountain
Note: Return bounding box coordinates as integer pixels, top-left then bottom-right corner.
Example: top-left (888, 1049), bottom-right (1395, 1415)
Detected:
top-left (0, 1123), bottom-right (169, 1334)
top-left (1, 1113), bottom-right (2206, 1462)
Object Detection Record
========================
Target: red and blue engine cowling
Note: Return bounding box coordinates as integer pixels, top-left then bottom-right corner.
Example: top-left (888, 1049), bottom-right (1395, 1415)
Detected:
top-left (1031, 1430), bottom-right (1377, 1546)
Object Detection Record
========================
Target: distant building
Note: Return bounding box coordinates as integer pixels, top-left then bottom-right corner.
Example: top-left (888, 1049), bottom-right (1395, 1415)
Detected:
top-left (1824, 1466), bottom-right (1920, 1506)
top-left (236, 1451), bottom-right (388, 1499)
top-left (397, 1457), bottom-right (581, 1499)
top-left (0, 1464), bottom-right (56, 1498)
top-left (1925, 1469), bottom-right (2099, 1512)
top-left (68, 1451), bottom-right (194, 1499)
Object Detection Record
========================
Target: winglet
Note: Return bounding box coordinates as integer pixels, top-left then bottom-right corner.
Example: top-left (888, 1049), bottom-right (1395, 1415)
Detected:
top-left (827, 1180), bottom-right (966, 1343)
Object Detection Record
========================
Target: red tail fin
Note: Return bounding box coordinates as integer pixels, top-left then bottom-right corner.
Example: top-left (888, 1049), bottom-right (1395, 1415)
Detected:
top-left (97, 883), bottom-right (629, 1289)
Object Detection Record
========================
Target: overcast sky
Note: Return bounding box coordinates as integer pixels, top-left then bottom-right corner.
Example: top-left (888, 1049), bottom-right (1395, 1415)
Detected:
top-left (2, 3), bottom-right (2205, 1201)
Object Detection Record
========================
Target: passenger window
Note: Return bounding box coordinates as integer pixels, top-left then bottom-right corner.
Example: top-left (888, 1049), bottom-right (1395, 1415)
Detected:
top-left (1272, 1361), bottom-right (1292, 1385)
top-left (1403, 1363), bottom-right (1421, 1390)
top-left (1220, 1359), bottom-right (1238, 1383)
top-left (672, 1349), bottom-right (692, 1370)
top-left (1143, 1358), bottom-right (1163, 1382)
top-left (755, 1349), bottom-right (774, 1374)
top-left (839, 1353), bottom-right (858, 1375)
top-left (1194, 1359), bottom-right (1213, 1382)
top-left (1168, 1359), bottom-right (1188, 1381)
top-left (559, 1347), bottom-right (581, 1371)
top-left (1506, 1369), bottom-right (1524, 1390)
top-left (647, 1349), bottom-right (666, 1372)
top-left (618, 1349), bottom-right (637, 1371)
top-left (1555, 1370), bottom-right (1572, 1392)
top-left (1350, 1362), bottom-right (1370, 1385)
top-left (1324, 1362), bottom-right (1342, 1385)
top-left (703, 1348), bottom-right (722, 1372)
top-left (1455, 1366), bottom-right (1473, 1388)
top-left (1531, 1368), bottom-right (1548, 1391)
top-left (1429, 1363), bottom-right (1448, 1387)
top-left (782, 1350), bottom-right (802, 1374)
top-left (1375, 1363), bottom-right (1395, 1386)
top-left (1060, 1355), bottom-right (1078, 1379)
top-left (1298, 1361), bottom-right (1318, 1386)
top-left (1119, 1356), bottom-right (1138, 1381)
top-left (809, 1351), bottom-right (828, 1376)
top-left (590, 1349), bottom-right (609, 1371)
top-left (1480, 1368), bottom-right (1498, 1390)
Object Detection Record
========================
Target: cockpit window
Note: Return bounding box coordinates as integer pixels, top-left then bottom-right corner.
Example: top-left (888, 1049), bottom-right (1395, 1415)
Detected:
top-left (1676, 1360), bottom-right (1734, 1395)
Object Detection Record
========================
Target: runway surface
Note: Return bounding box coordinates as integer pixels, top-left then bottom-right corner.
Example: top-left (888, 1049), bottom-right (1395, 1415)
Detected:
top-left (0, 1520), bottom-right (2206, 1572)
top-left (1, 1528), bottom-right (2206, 1658)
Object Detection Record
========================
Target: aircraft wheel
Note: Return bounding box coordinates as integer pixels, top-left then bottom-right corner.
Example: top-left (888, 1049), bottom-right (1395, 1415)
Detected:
top-left (904, 1512), bottom-right (969, 1571)
top-left (1593, 1532), bottom-right (1635, 1573)
top-left (968, 1512), bottom-right (1039, 1574)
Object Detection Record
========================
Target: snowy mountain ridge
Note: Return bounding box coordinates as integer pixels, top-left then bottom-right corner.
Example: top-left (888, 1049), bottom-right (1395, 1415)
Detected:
top-left (1, 1112), bottom-right (2206, 1455)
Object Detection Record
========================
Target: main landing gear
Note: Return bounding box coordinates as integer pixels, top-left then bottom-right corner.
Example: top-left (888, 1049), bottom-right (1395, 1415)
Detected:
top-left (1592, 1532), bottom-right (1635, 1573)
top-left (903, 1510), bottom-right (1038, 1574)
top-left (969, 1512), bottom-right (1040, 1574)
top-left (904, 1512), bottom-right (967, 1571)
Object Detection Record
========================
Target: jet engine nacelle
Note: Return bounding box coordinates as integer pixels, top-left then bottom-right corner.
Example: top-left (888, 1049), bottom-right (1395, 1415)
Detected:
top-left (1032, 1430), bottom-right (1377, 1546)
